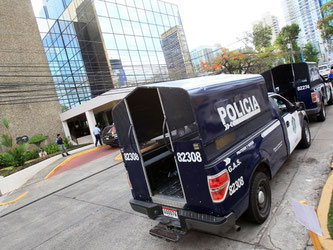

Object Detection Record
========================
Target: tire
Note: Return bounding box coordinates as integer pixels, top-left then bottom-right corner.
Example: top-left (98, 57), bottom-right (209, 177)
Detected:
top-left (298, 120), bottom-right (311, 148)
top-left (317, 102), bottom-right (326, 122)
top-left (328, 88), bottom-right (333, 105)
top-left (246, 171), bottom-right (271, 224)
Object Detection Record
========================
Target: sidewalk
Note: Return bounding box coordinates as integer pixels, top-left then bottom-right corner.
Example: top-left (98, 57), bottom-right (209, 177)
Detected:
top-left (0, 144), bottom-right (107, 195)
top-left (318, 170), bottom-right (333, 249)
top-left (0, 145), bottom-right (121, 215)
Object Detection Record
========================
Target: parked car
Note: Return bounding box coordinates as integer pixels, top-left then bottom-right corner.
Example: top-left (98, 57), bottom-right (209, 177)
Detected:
top-left (101, 124), bottom-right (119, 147)
top-left (261, 62), bottom-right (333, 121)
top-left (112, 74), bottom-right (311, 241)
top-left (319, 64), bottom-right (331, 79)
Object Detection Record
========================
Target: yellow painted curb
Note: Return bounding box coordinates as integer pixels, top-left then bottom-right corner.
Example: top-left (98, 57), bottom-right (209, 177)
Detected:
top-left (44, 145), bottom-right (108, 179)
top-left (317, 170), bottom-right (333, 249)
top-left (114, 153), bottom-right (123, 161)
top-left (0, 191), bottom-right (28, 206)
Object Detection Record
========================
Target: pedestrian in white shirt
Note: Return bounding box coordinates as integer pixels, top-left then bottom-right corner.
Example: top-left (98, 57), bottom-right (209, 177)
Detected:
top-left (93, 124), bottom-right (102, 146)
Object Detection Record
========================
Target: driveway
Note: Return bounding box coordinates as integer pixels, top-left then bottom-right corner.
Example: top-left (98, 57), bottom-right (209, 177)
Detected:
top-left (0, 107), bottom-right (332, 249)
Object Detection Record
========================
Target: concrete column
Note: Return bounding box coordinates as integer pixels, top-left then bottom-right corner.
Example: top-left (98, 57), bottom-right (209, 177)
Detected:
top-left (102, 111), bottom-right (110, 126)
top-left (62, 121), bottom-right (71, 140)
top-left (85, 110), bottom-right (97, 143)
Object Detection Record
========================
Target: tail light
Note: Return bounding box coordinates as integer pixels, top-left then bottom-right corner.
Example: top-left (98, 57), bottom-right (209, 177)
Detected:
top-left (207, 169), bottom-right (230, 202)
top-left (311, 92), bottom-right (318, 103)
top-left (126, 171), bottom-right (132, 189)
top-left (111, 126), bottom-right (116, 136)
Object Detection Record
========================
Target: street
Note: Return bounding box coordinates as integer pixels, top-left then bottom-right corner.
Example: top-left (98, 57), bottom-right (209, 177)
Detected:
top-left (1, 106), bottom-right (333, 250)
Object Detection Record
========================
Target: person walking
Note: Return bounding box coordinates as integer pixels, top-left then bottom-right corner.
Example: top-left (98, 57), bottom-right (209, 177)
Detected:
top-left (93, 124), bottom-right (103, 146)
top-left (56, 134), bottom-right (70, 157)
top-left (328, 66), bottom-right (333, 80)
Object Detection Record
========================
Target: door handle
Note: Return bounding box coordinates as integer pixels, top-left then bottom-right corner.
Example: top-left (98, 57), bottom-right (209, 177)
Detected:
top-left (286, 121), bottom-right (290, 127)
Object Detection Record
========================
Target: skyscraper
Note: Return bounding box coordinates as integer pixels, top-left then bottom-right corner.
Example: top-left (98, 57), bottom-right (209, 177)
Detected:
top-left (35, 0), bottom-right (187, 109)
top-left (282, 0), bottom-right (324, 55)
top-left (161, 25), bottom-right (194, 80)
top-left (262, 13), bottom-right (280, 42)
top-left (190, 46), bottom-right (214, 75)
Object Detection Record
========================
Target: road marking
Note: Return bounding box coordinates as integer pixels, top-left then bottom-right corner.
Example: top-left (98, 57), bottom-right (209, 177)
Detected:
top-left (44, 145), bottom-right (108, 179)
top-left (0, 192), bottom-right (28, 206)
top-left (115, 153), bottom-right (123, 161)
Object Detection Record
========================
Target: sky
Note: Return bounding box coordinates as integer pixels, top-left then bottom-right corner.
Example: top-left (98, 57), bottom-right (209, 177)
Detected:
top-left (31, 0), bottom-right (286, 51)
top-left (166, 0), bottom-right (286, 51)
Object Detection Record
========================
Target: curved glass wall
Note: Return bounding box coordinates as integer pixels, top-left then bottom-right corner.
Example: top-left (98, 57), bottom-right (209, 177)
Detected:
top-left (35, 0), bottom-right (191, 110)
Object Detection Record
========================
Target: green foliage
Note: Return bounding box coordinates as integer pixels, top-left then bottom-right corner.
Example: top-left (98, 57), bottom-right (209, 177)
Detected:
top-left (6, 143), bottom-right (28, 167)
top-left (303, 42), bottom-right (319, 63)
top-left (43, 143), bottom-right (60, 155)
top-left (318, 1), bottom-right (333, 40)
top-left (252, 22), bottom-right (272, 51)
top-left (0, 153), bottom-right (14, 169)
top-left (1, 134), bottom-right (12, 148)
top-left (28, 134), bottom-right (47, 147)
top-left (63, 137), bottom-right (72, 149)
top-left (275, 24), bottom-right (301, 63)
top-left (24, 149), bottom-right (40, 161)
top-left (61, 105), bottom-right (70, 112)
top-left (2, 117), bottom-right (9, 130)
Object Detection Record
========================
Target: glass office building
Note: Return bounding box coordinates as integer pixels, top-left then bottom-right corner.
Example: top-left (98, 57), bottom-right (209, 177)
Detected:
top-left (35, 0), bottom-right (190, 109)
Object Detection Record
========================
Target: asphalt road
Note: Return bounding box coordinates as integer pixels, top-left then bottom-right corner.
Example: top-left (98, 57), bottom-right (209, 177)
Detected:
top-left (1, 106), bottom-right (333, 250)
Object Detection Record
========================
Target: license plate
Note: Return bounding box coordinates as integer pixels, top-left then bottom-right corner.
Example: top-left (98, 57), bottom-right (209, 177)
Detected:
top-left (162, 207), bottom-right (178, 219)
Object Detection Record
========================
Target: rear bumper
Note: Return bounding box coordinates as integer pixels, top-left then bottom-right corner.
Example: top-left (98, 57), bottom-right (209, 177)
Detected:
top-left (102, 137), bottom-right (119, 147)
top-left (306, 106), bottom-right (321, 116)
top-left (129, 199), bottom-right (236, 236)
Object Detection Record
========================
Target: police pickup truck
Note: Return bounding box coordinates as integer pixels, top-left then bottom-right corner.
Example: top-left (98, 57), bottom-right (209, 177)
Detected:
top-left (261, 62), bottom-right (333, 121)
top-left (112, 74), bottom-right (311, 241)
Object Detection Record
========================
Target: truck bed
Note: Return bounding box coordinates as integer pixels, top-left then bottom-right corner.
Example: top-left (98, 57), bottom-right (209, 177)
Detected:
top-left (154, 175), bottom-right (183, 198)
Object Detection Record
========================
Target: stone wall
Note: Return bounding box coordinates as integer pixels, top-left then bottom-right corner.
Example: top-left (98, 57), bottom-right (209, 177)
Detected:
top-left (0, 0), bottom-right (63, 149)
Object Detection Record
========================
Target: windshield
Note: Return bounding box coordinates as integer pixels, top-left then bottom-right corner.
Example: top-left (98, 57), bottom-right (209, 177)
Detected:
top-left (319, 66), bottom-right (328, 70)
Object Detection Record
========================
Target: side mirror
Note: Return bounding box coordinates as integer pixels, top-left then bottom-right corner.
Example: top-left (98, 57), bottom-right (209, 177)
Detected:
top-left (295, 102), bottom-right (305, 111)
top-left (275, 87), bottom-right (280, 93)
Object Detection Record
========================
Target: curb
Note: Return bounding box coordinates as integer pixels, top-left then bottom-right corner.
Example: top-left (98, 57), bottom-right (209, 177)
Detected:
top-left (0, 144), bottom-right (95, 195)
top-left (0, 192), bottom-right (28, 206)
top-left (44, 145), bottom-right (108, 179)
top-left (318, 169), bottom-right (333, 249)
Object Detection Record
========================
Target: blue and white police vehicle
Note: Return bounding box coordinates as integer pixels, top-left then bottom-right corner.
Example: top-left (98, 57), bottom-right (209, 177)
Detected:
top-left (112, 74), bottom-right (311, 241)
top-left (262, 62), bottom-right (333, 121)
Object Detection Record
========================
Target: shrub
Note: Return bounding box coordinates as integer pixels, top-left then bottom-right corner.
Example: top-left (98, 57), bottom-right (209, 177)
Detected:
top-left (28, 134), bottom-right (47, 148)
top-left (6, 143), bottom-right (27, 167)
top-left (63, 137), bottom-right (72, 149)
top-left (25, 149), bottom-right (40, 161)
top-left (43, 143), bottom-right (60, 155)
top-left (0, 153), bottom-right (14, 169)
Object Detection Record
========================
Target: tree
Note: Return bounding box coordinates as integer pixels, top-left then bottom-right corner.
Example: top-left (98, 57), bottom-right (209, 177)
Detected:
top-left (61, 105), bottom-right (69, 112)
top-left (303, 42), bottom-right (320, 63)
top-left (275, 24), bottom-right (301, 63)
top-left (1, 117), bottom-right (27, 166)
top-left (1, 117), bottom-right (13, 150)
top-left (28, 134), bottom-right (47, 148)
top-left (201, 47), bottom-right (278, 75)
top-left (318, 0), bottom-right (333, 40)
top-left (252, 22), bottom-right (273, 51)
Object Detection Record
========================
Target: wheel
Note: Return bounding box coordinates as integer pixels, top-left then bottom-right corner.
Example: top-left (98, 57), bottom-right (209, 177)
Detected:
top-left (246, 171), bottom-right (271, 224)
top-left (317, 102), bottom-right (326, 122)
top-left (298, 120), bottom-right (311, 148)
top-left (328, 88), bottom-right (333, 105)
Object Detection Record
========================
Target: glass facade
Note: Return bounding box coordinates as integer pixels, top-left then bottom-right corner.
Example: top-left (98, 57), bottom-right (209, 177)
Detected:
top-left (35, 0), bottom-right (190, 109)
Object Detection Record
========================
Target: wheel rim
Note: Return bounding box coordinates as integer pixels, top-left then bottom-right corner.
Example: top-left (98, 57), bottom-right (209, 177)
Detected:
top-left (257, 182), bottom-right (269, 214)
top-left (258, 190), bottom-right (265, 206)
